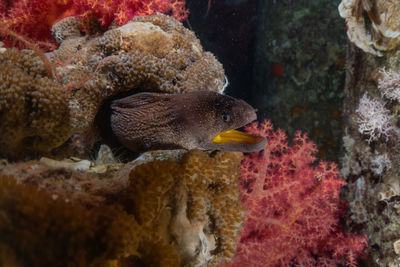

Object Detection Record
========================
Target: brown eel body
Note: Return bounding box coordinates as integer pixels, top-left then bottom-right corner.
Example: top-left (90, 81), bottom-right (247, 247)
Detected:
top-left (110, 91), bottom-right (266, 152)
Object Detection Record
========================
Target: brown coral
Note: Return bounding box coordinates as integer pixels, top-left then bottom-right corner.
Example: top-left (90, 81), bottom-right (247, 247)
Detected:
top-left (0, 175), bottom-right (141, 267)
top-left (124, 159), bottom-right (179, 225)
top-left (99, 13), bottom-right (226, 94)
top-left (0, 148), bottom-right (244, 266)
top-left (181, 150), bottom-right (245, 265)
top-left (0, 49), bottom-right (71, 159)
top-left (124, 149), bottom-right (244, 266)
top-left (0, 13), bottom-right (226, 159)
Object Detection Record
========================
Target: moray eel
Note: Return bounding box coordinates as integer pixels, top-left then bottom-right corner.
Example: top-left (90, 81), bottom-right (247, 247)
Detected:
top-left (110, 91), bottom-right (266, 152)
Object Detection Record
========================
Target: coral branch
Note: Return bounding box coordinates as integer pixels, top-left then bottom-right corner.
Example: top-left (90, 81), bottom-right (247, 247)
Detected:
top-left (378, 68), bottom-right (400, 102)
top-left (355, 92), bottom-right (393, 143)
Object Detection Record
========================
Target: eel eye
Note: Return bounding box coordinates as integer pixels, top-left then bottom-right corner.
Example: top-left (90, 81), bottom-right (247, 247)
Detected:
top-left (222, 113), bottom-right (231, 122)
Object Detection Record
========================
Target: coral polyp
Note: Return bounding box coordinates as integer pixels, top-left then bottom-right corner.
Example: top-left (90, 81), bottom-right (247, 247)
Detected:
top-left (0, 49), bottom-right (71, 158)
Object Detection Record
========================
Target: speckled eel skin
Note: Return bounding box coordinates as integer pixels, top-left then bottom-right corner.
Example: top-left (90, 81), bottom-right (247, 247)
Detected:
top-left (111, 91), bottom-right (266, 152)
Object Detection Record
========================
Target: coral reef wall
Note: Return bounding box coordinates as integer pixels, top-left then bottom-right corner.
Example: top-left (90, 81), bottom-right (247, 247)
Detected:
top-left (338, 0), bottom-right (400, 266)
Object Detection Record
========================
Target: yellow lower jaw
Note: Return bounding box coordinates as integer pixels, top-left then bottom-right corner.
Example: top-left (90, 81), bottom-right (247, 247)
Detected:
top-left (212, 130), bottom-right (264, 144)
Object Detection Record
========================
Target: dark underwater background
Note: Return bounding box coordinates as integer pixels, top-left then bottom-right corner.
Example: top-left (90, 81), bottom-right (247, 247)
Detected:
top-left (186, 0), bottom-right (346, 160)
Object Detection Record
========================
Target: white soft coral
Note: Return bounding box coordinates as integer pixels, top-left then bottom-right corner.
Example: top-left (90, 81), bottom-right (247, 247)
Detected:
top-left (378, 68), bottom-right (400, 102)
top-left (355, 92), bottom-right (393, 143)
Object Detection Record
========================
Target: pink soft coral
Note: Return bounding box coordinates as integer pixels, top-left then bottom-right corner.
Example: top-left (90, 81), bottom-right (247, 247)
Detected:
top-left (1, 0), bottom-right (75, 49)
top-left (227, 120), bottom-right (367, 267)
top-left (74, 0), bottom-right (188, 29)
top-left (0, 0), bottom-right (188, 49)
top-left (0, 0), bottom-right (7, 15)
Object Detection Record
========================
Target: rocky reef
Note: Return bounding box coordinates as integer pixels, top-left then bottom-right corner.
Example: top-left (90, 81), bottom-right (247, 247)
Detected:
top-left (0, 13), bottom-right (225, 160)
top-left (338, 0), bottom-right (400, 265)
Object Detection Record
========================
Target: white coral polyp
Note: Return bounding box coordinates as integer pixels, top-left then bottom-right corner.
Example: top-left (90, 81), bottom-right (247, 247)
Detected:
top-left (370, 153), bottom-right (392, 176)
top-left (355, 93), bottom-right (393, 143)
top-left (378, 68), bottom-right (400, 102)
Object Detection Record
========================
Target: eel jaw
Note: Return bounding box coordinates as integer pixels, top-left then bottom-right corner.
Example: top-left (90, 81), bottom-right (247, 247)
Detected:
top-left (211, 129), bottom-right (266, 152)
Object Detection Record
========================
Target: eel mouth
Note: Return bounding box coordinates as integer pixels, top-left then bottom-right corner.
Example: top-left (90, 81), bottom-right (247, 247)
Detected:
top-left (207, 97), bottom-right (266, 152)
top-left (211, 129), bottom-right (266, 152)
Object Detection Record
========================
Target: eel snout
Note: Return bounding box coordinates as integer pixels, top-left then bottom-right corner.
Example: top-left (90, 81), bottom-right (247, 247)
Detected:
top-left (209, 99), bottom-right (266, 153)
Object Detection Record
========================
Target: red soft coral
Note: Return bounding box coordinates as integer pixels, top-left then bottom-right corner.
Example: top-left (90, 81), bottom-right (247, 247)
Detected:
top-left (226, 120), bottom-right (367, 267)
top-left (0, 0), bottom-right (188, 49)
top-left (0, 0), bottom-right (7, 15)
top-left (75, 0), bottom-right (188, 27)
top-left (1, 0), bottom-right (73, 49)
